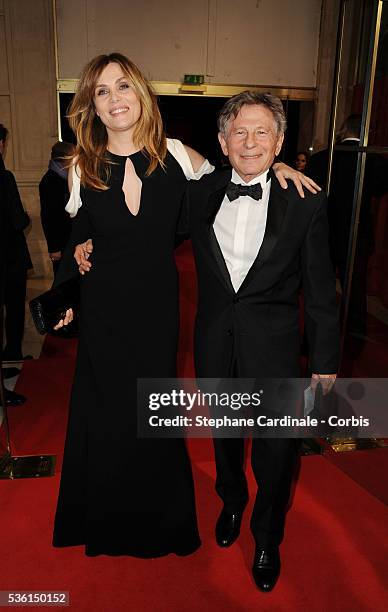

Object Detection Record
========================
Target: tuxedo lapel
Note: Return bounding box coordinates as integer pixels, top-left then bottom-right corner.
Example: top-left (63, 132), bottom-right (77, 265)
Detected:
top-left (204, 171), bottom-right (235, 294)
top-left (238, 171), bottom-right (288, 293)
top-left (209, 225), bottom-right (235, 294)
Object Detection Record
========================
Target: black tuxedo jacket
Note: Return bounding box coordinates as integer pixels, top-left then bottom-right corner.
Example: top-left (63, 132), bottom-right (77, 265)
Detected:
top-left (185, 167), bottom-right (340, 378)
top-left (0, 155), bottom-right (32, 270)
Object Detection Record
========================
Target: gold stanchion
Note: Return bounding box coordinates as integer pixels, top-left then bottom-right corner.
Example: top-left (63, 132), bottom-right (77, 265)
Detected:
top-left (0, 454), bottom-right (56, 479)
top-left (0, 375), bottom-right (12, 474)
top-left (0, 270), bottom-right (55, 480)
top-left (325, 437), bottom-right (388, 453)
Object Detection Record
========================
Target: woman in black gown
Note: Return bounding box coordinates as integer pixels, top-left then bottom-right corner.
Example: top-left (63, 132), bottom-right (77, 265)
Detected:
top-left (53, 53), bottom-right (319, 558)
top-left (53, 54), bottom-right (207, 557)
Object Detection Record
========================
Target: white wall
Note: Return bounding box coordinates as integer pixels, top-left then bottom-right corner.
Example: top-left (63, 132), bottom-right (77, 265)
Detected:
top-left (57, 0), bottom-right (323, 87)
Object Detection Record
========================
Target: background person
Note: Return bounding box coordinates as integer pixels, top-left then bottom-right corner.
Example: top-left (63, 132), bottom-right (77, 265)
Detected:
top-left (307, 114), bottom-right (388, 336)
top-left (39, 141), bottom-right (75, 276)
top-left (293, 150), bottom-right (308, 173)
top-left (0, 124), bottom-right (32, 363)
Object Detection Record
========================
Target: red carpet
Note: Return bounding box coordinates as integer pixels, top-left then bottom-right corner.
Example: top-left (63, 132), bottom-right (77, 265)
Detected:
top-left (325, 446), bottom-right (388, 506)
top-left (1, 357), bottom-right (388, 610)
top-left (1, 242), bottom-right (388, 610)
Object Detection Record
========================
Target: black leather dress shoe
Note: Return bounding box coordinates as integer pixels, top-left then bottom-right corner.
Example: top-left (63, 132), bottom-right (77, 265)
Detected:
top-left (252, 547), bottom-right (280, 592)
top-left (2, 389), bottom-right (27, 407)
top-left (215, 508), bottom-right (243, 547)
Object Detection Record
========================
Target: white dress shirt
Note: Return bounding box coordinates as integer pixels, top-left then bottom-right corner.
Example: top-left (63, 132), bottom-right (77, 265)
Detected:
top-left (213, 168), bottom-right (271, 292)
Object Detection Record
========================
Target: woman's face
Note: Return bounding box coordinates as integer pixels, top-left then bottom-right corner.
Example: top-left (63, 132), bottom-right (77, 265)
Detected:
top-left (295, 154), bottom-right (307, 172)
top-left (93, 62), bottom-right (141, 138)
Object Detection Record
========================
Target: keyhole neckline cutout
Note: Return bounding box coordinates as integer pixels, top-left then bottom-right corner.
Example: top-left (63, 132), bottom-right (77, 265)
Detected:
top-left (122, 157), bottom-right (142, 217)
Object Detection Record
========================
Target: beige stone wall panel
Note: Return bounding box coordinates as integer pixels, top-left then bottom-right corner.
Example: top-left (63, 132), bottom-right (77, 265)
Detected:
top-left (56, 0), bottom-right (88, 78)
top-left (2, 0), bottom-right (57, 277)
top-left (7, 0), bottom-right (57, 172)
top-left (56, 0), bottom-right (322, 87)
top-left (212, 0), bottom-right (322, 87)
top-left (57, 0), bottom-right (209, 82)
top-left (0, 94), bottom-right (14, 169)
top-left (0, 15), bottom-right (9, 92)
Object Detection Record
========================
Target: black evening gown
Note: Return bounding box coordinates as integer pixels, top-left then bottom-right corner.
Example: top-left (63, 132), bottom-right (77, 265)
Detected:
top-left (52, 151), bottom-right (200, 557)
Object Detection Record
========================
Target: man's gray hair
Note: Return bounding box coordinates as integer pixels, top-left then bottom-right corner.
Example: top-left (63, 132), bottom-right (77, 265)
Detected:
top-left (218, 91), bottom-right (287, 136)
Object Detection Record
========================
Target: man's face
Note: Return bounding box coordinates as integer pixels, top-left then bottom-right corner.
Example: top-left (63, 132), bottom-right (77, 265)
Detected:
top-left (0, 139), bottom-right (4, 156)
top-left (218, 104), bottom-right (284, 182)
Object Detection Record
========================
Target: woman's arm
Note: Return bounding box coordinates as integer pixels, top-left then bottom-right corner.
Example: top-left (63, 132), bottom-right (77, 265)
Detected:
top-left (53, 162), bottom-right (91, 287)
top-left (52, 204), bottom-right (94, 329)
top-left (183, 145), bottom-right (207, 173)
top-left (53, 205), bottom-right (93, 287)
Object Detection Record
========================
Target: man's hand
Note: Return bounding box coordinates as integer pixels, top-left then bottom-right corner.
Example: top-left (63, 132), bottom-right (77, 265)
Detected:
top-left (272, 162), bottom-right (321, 198)
top-left (53, 308), bottom-right (74, 330)
top-left (311, 373), bottom-right (337, 395)
top-left (74, 238), bottom-right (93, 275)
top-left (49, 251), bottom-right (61, 262)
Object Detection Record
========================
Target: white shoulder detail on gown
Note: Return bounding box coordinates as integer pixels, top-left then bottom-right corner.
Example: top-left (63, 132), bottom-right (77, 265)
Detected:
top-left (65, 163), bottom-right (82, 218)
top-left (166, 138), bottom-right (214, 180)
top-left (65, 141), bottom-right (214, 217)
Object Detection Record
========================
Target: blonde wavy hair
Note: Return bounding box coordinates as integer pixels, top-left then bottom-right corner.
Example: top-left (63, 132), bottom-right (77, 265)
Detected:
top-left (68, 52), bottom-right (167, 190)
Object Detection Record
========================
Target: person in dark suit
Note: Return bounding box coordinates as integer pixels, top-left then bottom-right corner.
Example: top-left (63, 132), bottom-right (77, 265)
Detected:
top-left (307, 114), bottom-right (388, 335)
top-left (0, 124), bottom-right (32, 363)
top-left (186, 92), bottom-right (339, 591)
top-left (39, 141), bottom-right (74, 276)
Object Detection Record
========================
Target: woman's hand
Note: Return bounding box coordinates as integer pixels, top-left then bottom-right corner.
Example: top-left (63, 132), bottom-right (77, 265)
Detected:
top-left (74, 239), bottom-right (93, 274)
top-left (272, 162), bottom-right (321, 198)
top-left (53, 308), bottom-right (74, 330)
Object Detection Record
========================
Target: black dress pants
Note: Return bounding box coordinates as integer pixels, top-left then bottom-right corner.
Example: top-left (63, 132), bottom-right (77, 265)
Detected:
top-left (3, 258), bottom-right (27, 359)
top-left (213, 437), bottom-right (299, 548)
top-left (213, 359), bottom-right (300, 548)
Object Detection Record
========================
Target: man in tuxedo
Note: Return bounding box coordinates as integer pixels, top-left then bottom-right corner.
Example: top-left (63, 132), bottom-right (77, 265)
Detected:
top-left (186, 92), bottom-right (339, 591)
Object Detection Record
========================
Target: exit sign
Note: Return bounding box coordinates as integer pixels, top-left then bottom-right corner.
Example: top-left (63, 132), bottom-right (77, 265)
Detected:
top-left (183, 74), bottom-right (205, 84)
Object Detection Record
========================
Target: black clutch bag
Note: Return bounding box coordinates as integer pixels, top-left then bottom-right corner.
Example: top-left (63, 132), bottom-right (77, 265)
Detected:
top-left (29, 277), bottom-right (80, 335)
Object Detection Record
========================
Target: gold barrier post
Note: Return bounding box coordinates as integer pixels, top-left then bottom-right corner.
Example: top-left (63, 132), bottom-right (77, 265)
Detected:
top-left (0, 270), bottom-right (55, 480)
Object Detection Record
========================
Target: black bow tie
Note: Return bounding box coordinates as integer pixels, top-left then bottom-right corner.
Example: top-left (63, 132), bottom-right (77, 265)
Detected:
top-left (225, 181), bottom-right (263, 202)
